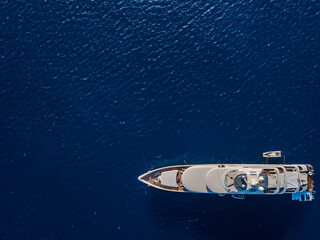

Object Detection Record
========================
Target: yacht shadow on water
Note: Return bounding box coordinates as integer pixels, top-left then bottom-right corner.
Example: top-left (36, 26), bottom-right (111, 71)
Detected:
top-left (146, 189), bottom-right (309, 240)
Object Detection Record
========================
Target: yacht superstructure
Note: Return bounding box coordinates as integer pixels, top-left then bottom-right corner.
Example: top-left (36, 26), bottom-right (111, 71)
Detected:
top-left (138, 152), bottom-right (315, 202)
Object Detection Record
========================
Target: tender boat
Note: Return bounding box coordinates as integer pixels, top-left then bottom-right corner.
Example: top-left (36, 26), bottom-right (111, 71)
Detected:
top-left (263, 151), bottom-right (282, 158)
top-left (138, 152), bottom-right (315, 202)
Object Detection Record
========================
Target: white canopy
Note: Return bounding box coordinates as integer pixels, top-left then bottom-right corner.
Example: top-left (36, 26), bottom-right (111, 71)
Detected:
top-left (160, 170), bottom-right (178, 187)
top-left (181, 166), bottom-right (214, 192)
top-left (286, 171), bottom-right (299, 190)
top-left (206, 168), bottom-right (229, 193)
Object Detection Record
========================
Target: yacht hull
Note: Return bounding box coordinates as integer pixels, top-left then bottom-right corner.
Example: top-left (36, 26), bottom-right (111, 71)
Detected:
top-left (138, 163), bottom-right (315, 201)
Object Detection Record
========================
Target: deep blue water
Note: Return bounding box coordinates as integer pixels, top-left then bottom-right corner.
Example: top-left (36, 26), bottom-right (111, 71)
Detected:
top-left (1, 0), bottom-right (320, 239)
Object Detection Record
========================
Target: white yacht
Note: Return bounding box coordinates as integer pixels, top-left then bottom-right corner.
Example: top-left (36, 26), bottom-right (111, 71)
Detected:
top-left (138, 152), bottom-right (315, 202)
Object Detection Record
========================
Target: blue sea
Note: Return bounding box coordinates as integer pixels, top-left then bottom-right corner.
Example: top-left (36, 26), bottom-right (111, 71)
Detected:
top-left (1, 0), bottom-right (319, 239)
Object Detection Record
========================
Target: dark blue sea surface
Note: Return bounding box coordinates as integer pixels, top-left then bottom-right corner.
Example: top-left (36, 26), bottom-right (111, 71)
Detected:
top-left (1, 0), bottom-right (320, 239)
